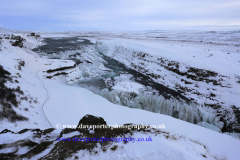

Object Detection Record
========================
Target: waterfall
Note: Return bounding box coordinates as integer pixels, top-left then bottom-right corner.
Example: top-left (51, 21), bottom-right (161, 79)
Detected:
top-left (79, 84), bottom-right (223, 131)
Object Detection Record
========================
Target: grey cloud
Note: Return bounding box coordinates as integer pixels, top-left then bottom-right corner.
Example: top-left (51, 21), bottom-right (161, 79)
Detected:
top-left (0, 0), bottom-right (239, 31)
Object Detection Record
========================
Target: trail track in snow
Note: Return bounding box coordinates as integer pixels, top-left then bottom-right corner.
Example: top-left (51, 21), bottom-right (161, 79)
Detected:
top-left (36, 70), bottom-right (53, 128)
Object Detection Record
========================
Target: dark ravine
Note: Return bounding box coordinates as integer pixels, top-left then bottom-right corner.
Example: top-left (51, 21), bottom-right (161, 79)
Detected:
top-left (32, 37), bottom-right (240, 133)
top-left (33, 37), bottom-right (191, 102)
top-left (99, 53), bottom-right (190, 102)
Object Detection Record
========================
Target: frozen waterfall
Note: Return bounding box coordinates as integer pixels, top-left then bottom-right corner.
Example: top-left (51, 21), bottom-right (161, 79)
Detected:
top-left (79, 84), bottom-right (223, 131)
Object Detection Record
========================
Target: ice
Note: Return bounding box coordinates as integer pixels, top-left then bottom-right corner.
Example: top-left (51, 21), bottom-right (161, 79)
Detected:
top-left (65, 69), bottom-right (84, 85)
top-left (81, 84), bottom-right (220, 129)
top-left (112, 82), bottom-right (145, 94)
top-left (197, 122), bottom-right (222, 133)
top-left (38, 46), bottom-right (110, 79)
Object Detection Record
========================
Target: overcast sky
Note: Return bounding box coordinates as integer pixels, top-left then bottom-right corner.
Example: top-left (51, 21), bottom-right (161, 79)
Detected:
top-left (0, 0), bottom-right (240, 31)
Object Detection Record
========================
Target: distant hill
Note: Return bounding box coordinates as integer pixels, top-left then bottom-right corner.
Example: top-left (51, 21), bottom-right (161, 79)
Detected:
top-left (0, 27), bottom-right (16, 33)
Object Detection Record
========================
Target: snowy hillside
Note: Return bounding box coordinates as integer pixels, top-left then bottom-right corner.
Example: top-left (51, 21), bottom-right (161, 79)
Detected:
top-left (0, 30), bottom-right (240, 159)
top-left (93, 31), bottom-right (240, 134)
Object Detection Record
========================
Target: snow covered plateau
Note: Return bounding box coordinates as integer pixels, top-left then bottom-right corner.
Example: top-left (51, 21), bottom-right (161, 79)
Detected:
top-left (0, 29), bottom-right (240, 160)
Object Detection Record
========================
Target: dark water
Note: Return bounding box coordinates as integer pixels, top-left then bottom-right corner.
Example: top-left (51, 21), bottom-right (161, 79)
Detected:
top-left (32, 37), bottom-right (93, 54)
top-left (101, 54), bottom-right (189, 102)
top-left (33, 37), bottom-right (189, 102)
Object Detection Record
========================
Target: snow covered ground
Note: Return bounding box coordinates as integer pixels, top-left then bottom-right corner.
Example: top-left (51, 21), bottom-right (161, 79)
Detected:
top-left (0, 29), bottom-right (240, 159)
top-left (91, 31), bottom-right (240, 133)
